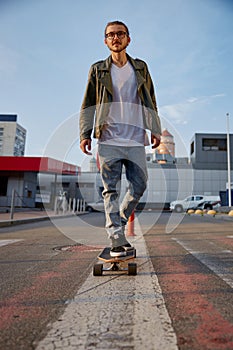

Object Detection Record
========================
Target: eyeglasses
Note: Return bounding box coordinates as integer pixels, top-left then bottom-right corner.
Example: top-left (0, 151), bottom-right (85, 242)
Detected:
top-left (105, 31), bottom-right (127, 40)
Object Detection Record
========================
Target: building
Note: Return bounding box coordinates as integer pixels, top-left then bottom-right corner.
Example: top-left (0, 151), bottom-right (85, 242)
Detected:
top-left (1, 132), bottom-right (232, 209)
top-left (77, 132), bottom-right (233, 209)
top-left (0, 114), bottom-right (26, 156)
top-left (189, 133), bottom-right (233, 205)
top-left (153, 129), bottom-right (176, 164)
top-left (190, 133), bottom-right (233, 170)
top-left (157, 129), bottom-right (175, 156)
top-left (89, 157), bottom-right (98, 172)
top-left (0, 156), bottom-right (80, 208)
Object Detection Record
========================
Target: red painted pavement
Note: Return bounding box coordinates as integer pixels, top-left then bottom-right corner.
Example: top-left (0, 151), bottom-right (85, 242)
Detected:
top-left (146, 235), bottom-right (233, 350)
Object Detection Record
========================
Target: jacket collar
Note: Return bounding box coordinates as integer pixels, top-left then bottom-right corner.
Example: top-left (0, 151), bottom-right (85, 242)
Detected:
top-left (98, 54), bottom-right (145, 71)
top-left (98, 54), bottom-right (146, 94)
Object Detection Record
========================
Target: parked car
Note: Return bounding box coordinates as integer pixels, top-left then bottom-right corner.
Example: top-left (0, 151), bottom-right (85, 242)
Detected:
top-left (86, 199), bottom-right (104, 212)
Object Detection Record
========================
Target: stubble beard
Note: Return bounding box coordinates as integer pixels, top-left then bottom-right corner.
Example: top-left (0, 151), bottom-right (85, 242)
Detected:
top-left (109, 41), bottom-right (128, 53)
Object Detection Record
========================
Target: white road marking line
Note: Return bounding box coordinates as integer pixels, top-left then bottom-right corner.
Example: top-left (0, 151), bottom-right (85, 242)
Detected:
top-left (0, 239), bottom-right (22, 247)
top-left (173, 238), bottom-right (233, 289)
top-left (36, 219), bottom-right (178, 350)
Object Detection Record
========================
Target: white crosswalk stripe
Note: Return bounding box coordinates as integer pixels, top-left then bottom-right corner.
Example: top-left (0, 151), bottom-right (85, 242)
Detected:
top-left (0, 239), bottom-right (22, 247)
top-left (173, 237), bottom-right (233, 289)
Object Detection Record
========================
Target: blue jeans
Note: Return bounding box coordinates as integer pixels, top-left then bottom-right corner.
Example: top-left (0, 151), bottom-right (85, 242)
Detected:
top-left (98, 144), bottom-right (148, 245)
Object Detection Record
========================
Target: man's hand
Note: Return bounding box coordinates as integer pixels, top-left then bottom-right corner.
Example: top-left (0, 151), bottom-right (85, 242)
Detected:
top-left (80, 139), bottom-right (92, 155)
top-left (151, 134), bottom-right (161, 149)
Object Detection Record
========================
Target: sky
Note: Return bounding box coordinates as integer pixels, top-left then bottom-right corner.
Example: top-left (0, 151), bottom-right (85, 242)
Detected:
top-left (0, 0), bottom-right (233, 169)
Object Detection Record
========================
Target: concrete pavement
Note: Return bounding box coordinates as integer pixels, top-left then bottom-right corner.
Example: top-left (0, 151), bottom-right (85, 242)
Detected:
top-left (0, 208), bottom-right (79, 227)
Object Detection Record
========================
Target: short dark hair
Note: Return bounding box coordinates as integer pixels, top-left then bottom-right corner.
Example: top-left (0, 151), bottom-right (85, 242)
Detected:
top-left (104, 20), bottom-right (130, 36)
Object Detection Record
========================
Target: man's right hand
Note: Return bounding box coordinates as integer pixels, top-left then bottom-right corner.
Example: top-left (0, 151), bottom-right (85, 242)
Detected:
top-left (80, 139), bottom-right (92, 155)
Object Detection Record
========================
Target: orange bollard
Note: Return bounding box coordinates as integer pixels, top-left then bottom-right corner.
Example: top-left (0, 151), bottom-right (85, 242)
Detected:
top-left (127, 211), bottom-right (136, 236)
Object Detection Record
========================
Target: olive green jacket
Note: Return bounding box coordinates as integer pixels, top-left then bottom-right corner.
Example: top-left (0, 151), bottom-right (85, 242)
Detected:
top-left (79, 54), bottom-right (161, 142)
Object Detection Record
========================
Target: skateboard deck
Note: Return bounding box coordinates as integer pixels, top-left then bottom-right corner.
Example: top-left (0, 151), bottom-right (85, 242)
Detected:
top-left (93, 247), bottom-right (137, 276)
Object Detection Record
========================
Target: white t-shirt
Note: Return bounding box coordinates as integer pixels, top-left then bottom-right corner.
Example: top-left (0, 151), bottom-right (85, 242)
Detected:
top-left (99, 61), bottom-right (146, 146)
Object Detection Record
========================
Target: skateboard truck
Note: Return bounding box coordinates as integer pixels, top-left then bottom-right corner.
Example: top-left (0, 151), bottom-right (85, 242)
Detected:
top-left (93, 247), bottom-right (137, 276)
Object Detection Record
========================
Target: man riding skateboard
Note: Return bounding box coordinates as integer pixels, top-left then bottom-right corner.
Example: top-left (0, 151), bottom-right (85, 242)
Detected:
top-left (80, 20), bottom-right (161, 257)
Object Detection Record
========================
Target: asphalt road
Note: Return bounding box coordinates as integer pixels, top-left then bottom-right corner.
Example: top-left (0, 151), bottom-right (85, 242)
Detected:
top-left (143, 212), bottom-right (233, 350)
top-left (0, 212), bottom-right (233, 349)
top-left (0, 216), bottom-right (102, 350)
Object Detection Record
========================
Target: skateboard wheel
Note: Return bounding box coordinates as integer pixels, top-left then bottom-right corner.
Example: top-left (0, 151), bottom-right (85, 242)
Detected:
top-left (93, 263), bottom-right (103, 276)
top-left (128, 262), bottom-right (137, 275)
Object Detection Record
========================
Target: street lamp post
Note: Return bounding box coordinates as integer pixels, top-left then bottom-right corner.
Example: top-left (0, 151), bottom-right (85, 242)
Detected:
top-left (226, 113), bottom-right (232, 207)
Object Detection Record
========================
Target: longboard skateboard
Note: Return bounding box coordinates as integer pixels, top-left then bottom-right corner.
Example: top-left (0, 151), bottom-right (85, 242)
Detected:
top-left (93, 247), bottom-right (137, 276)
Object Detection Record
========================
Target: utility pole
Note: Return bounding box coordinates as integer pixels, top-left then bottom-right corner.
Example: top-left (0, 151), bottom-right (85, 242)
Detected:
top-left (226, 113), bottom-right (232, 207)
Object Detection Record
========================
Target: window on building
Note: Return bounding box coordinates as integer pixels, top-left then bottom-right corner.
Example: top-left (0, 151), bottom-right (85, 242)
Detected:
top-left (190, 141), bottom-right (194, 155)
top-left (202, 138), bottom-right (227, 151)
top-left (0, 176), bottom-right (8, 196)
top-left (14, 126), bottom-right (26, 156)
top-left (0, 128), bottom-right (4, 155)
top-left (27, 190), bottom-right (32, 198)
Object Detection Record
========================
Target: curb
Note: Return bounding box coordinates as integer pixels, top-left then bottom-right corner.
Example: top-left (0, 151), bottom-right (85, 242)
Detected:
top-left (0, 212), bottom-right (87, 228)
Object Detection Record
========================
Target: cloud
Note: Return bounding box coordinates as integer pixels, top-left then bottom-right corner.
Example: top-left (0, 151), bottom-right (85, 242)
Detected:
top-left (160, 93), bottom-right (225, 125)
top-left (160, 103), bottom-right (189, 125)
top-left (187, 93), bottom-right (225, 104)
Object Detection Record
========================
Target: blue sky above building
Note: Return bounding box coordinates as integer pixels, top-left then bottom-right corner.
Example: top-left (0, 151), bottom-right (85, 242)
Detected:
top-left (0, 0), bottom-right (232, 167)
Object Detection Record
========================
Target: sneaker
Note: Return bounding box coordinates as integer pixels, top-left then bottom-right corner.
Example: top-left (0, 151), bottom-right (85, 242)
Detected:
top-left (123, 243), bottom-right (135, 251)
top-left (110, 246), bottom-right (127, 257)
